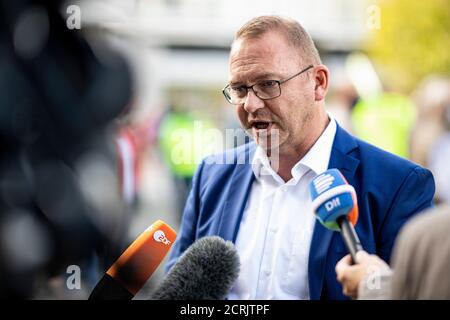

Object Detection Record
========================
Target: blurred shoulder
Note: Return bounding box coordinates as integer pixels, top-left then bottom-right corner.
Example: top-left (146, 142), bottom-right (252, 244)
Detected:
top-left (397, 204), bottom-right (450, 243)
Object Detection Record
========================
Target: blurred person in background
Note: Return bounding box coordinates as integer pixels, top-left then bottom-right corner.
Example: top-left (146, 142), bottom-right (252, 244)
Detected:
top-left (410, 76), bottom-right (450, 204)
top-left (325, 74), bottom-right (359, 133)
top-left (0, 0), bottom-right (133, 298)
top-left (351, 92), bottom-right (416, 160)
top-left (158, 105), bottom-right (222, 221)
top-left (115, 109), bottom-right (153, 214)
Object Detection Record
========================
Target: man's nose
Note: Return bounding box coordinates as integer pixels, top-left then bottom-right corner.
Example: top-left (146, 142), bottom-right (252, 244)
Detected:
top-left (243, 89), bottom-right (265, 113)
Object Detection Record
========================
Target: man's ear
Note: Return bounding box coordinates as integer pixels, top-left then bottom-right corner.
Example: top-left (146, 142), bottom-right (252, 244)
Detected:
top-left (313, 65), bottom-right (330, 101)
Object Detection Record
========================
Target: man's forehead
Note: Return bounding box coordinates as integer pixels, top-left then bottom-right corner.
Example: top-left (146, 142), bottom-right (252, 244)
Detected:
top-left (228, 33), bottom-right (297, 82)
top-left (228, 57), bottom-right (280, 84)
top-left (230, 32), bottom-right (288, 57)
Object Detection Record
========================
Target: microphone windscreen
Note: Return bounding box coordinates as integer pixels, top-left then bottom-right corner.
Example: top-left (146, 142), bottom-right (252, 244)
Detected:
top-left (151, 236), bottom-right (240, 300)
top-left (309, 168), bottom-right (358, 230)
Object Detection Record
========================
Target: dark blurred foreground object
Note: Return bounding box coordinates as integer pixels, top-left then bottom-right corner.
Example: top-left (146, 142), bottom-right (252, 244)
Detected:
top-left (0, 0), bottom-right (132, 298)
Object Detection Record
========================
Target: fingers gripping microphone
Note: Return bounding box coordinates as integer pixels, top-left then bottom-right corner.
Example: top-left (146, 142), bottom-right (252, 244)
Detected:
top-left (309, 169), bottom-right (363, 264)
top-left (151, 236), bottom-right (240, 300)
top-left (89, 220), bottom-right (177, 300)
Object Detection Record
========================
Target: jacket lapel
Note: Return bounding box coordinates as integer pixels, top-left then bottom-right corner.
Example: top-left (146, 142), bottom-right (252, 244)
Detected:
top-left (218, 143), bottom-right (256, 243)
top-left (308, 124), bottom-right (360, 299)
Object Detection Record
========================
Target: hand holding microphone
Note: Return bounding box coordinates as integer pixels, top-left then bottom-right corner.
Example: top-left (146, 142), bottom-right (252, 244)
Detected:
top-left (335, 250), bottom-right (390, 298)
top-left (89, 220), bottom-right (176, 300)
top-left (309, 168), bottom-right (363, 264)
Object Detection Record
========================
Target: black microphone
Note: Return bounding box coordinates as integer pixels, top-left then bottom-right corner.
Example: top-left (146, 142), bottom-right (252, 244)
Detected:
top-left (150, 236), bottom-right (240, 300)
top-left (309, 169), bottom-right (363, 263)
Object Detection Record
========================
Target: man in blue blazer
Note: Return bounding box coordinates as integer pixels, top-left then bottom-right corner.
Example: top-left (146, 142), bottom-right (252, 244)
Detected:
top-left (166, 16), bottom-right (435, 300)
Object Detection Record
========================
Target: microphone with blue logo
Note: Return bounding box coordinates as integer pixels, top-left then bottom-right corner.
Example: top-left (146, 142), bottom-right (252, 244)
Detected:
top-left (309, 169), bottom-right (363, 264)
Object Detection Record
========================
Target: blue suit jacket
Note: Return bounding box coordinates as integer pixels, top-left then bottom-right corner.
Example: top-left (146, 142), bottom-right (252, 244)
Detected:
top-left (166, 124), bottom-right (435, 300)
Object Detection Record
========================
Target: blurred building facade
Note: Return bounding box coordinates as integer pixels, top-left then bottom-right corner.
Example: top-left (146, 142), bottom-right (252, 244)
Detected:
top-left (78, 0), bottom-right (368, 121)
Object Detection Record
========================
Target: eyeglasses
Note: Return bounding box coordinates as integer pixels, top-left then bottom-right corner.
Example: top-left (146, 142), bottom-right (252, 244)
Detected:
top-left (222, 65), bottom-right (313, 105)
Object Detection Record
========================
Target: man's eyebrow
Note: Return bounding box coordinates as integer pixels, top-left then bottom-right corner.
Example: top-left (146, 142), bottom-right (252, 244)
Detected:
top-left (254, 72), bottom-right (279, 80)
top-left (229, 73), bottom-right (280, 86)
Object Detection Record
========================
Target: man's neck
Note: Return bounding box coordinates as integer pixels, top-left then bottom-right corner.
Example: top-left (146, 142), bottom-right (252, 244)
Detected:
top-left (271, 114), bottom-right (330, 182)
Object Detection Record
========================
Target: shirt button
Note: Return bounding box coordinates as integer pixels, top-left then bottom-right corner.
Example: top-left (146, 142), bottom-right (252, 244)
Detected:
top-left (265, 269), bottom-right (271, 276)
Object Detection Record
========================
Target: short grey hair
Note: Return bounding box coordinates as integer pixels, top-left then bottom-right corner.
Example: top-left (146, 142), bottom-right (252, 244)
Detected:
top-left (234, 15), bottom-right (322, 65)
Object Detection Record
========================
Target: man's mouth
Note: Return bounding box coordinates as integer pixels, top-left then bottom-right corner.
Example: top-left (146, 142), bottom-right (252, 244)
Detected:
top-left (250, 121), bottom-right (273, 131)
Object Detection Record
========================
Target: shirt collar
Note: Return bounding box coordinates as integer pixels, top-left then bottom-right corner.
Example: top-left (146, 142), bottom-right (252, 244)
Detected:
top-left (251, 145), bottom-right (280, 182)
top-left (251, 115), bottom-right (337, 183)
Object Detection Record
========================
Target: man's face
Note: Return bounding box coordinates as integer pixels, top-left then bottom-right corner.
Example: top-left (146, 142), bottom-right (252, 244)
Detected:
top-left (229, 31), bottom-right (316, 153)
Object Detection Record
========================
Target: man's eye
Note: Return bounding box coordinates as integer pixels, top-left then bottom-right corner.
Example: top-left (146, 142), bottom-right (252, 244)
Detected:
top-left (231, 86), bottom-right (247, 95)
top-left (258, 80), bottom-right (277, 88)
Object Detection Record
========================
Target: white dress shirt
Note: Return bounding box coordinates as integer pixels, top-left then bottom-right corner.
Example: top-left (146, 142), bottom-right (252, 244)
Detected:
top-left (228, 118), bottom-right (337, 300)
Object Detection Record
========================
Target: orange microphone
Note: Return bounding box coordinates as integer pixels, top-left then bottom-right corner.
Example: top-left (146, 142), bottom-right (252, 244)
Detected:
top-left (89, 220), bottom-right (176, 300)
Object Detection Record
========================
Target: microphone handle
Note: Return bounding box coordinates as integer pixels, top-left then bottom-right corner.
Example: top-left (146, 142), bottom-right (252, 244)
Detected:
top-left (336, 216), bottom-right (363, 264)
top-left (89, 273), bottom-right (134, 300)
